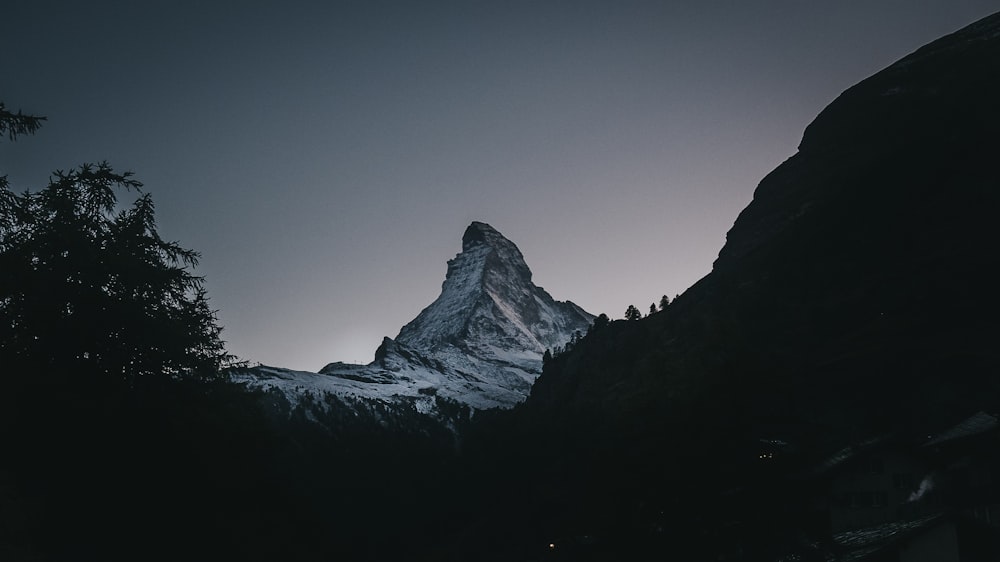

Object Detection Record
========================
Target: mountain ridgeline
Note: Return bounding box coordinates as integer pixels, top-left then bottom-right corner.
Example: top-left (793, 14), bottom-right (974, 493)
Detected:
top-left (530, 9), bottom-right (1000, 430)
top-left (234, 221), bottom-right (593, 424)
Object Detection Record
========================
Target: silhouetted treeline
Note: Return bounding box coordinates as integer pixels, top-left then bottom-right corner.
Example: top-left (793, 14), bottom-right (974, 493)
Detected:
top-left (0, 103), bottom-right (461, 561)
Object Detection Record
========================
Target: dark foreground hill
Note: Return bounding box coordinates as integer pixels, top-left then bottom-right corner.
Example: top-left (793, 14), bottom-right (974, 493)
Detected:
top-left (456, 10), bottom-right (1000, 561)
top-left (532, 7), bottom-right (1000, 436)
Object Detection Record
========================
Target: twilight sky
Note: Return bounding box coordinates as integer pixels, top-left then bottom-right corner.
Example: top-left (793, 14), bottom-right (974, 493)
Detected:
top-left (3, 1), bottom-right (996, 371)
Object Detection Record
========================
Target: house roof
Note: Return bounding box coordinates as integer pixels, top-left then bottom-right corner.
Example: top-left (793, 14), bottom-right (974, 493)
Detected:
top-left (803, 411), bottom-right (999, 479)
top-left (923, 411), bottom-right (998, 447)
top-left (806, 434), bottom-right (893, 478)
top-left (832, 513), bottom-right (946, 561)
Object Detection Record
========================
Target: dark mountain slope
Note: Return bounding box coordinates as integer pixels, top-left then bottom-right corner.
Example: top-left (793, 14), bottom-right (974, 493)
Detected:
top-left (465, 10), bottom-right (1000, 560)
top-left (531, 10), bottom-right (1000, 436)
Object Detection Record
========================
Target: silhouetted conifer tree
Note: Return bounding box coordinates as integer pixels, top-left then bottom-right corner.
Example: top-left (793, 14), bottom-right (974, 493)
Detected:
top-left (0, 102), bottom-right (229, 386)
top-left (0, 100), bottom-right (265, 562)
top-left (589, 313), bottom-right (610, 334)
top-left (625, 304), bottom-right (642, 321)
top-left (0, 101), bottom-right (45, 142)
top-left (659, 294), bottom-right (671, 310)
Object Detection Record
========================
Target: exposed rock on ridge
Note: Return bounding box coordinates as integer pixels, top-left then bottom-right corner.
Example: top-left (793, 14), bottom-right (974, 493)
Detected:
top-left (398, 221), bottom-right (592, 358)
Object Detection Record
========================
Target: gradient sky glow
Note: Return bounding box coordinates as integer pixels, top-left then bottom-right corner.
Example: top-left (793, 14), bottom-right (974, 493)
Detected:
top-left (3, 1), bottom-right (996, 371)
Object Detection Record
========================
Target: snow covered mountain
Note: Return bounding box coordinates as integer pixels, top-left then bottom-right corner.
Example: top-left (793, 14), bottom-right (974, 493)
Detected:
top-left (232, 222), bottom-right (594, 418)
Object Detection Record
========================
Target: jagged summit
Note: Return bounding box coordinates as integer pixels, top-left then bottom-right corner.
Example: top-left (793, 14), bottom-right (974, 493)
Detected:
top-left (459, 221), bottom-right (531, 279)
top-left (462, 221), bottom-right (513, 250)
top-left (236, 221), bottom-right (595, 413)
top-left (396, 221), bottom-right (585, 356)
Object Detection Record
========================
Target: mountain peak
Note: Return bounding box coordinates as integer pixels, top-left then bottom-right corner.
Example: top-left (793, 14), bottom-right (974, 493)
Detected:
top-left (238, 221), bottom-right (595, 412)
top-left (395, 221), bottom-right (592, 358)
top-left (462, 221), bottom-right (499, 248)
top-left (427, 222), bottom-right (534, 300)
top-left (461, 220), bottom-right (522, 257)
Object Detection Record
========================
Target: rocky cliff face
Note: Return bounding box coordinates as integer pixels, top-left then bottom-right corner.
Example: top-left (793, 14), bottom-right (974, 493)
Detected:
top-left (234, 222), bottom-right (593, 418)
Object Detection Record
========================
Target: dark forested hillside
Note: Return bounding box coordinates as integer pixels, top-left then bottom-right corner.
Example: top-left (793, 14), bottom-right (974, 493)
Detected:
top-left (457, 10), bottom-right (1000, 560)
